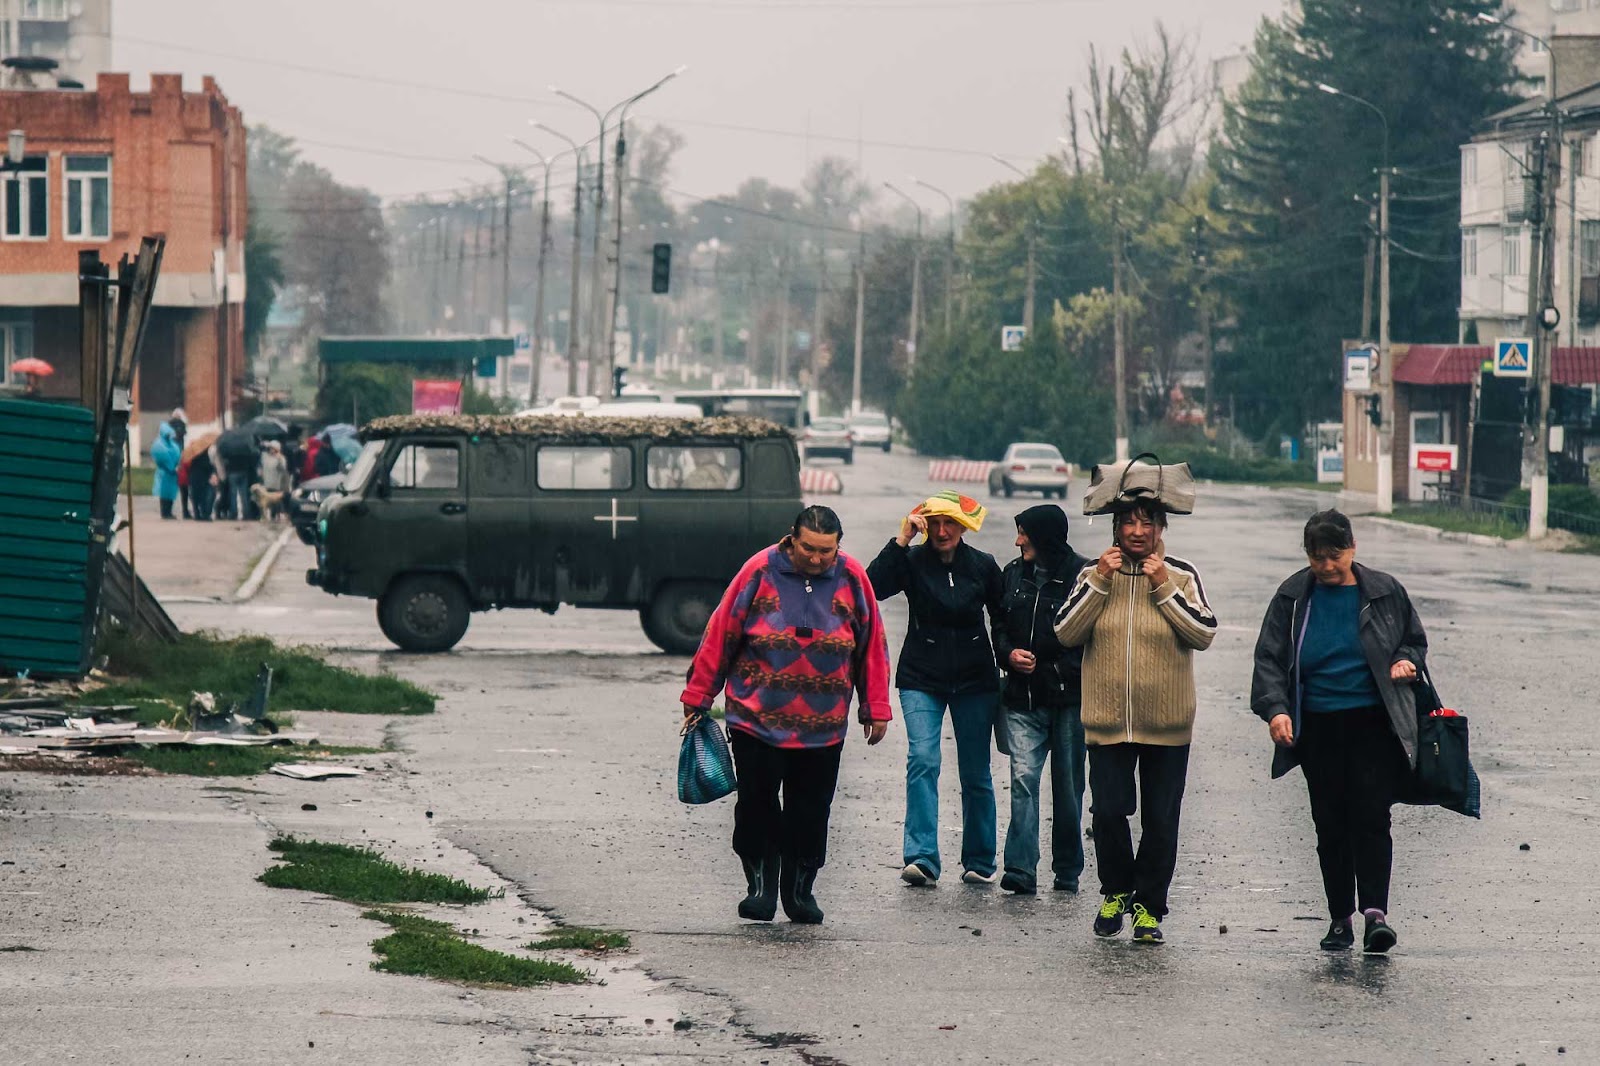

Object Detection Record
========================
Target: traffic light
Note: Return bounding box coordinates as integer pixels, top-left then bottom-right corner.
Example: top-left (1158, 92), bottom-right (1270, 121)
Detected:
top-left (612, 365), bottom-right (627, 398)
top-left (651, 242), bottom-right (672, 294)
top-left (1365, 393), bottom-right (1382, 428)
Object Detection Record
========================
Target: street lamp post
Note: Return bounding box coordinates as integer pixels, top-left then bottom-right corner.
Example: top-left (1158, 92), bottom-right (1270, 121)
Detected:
top-left (606, 67), bottom-right (686, 393)
top-left (512, 138), bottom-right (579, 406)
top-left (531, 123), bottom-right (588, 398)
top-left (1317, 82), bottom-right (1393, 514)
top-left (991, 155), bottom-right (1037, 335)
top-left (554, 70), bottom-right (685, 396)
top-left (912, 176), bottom-right (957, 334)
top-left (883, 181), bottom-right (923, 376)
top-left (1480, 12), bottom-right (1561, 538)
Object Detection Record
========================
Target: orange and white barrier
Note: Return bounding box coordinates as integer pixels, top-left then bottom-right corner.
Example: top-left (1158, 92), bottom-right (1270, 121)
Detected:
top-left (926, 459), bottom-right (994, 483)
top-left (800, 467), bottom-right (844, 494)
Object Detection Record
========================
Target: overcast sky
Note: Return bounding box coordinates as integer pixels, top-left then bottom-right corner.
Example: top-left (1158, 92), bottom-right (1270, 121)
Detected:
top-left (116, 0), bottom-right (1287, 210)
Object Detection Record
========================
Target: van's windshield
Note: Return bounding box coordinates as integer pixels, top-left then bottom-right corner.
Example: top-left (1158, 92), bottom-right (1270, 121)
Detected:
top-left (342, 440), bottom-right (385, 494)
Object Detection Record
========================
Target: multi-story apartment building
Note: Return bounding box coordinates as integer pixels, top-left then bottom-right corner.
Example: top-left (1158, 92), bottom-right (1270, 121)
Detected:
top-left (0, 0), bottom-right (111, 90)
top-left (0, 72), bottom-right (247, 448)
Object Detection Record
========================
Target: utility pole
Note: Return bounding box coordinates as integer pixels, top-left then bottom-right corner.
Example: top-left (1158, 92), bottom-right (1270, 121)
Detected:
top-left (1376, 164), bottom-right (1394, 514)
top-left (811, 231), bottom-right (827, 390)
top-left (566, 164), bottom-right (586, 396)
top-left (500, 173), bottom-right (512, 336)
top-left (1480, 11), bottom-right (1559, 535)
top-left (1191, 217), bottom-right (1213, 427)
top-left (884, 182), bottom-right (923, 375)
top-left (711, 240), bottom-right (724, 366)
top-left (1531, 123), bottom-right (1560, 539)
top-left (851, 228), bottom-right (866, 416)
top-left (777, 250), bottom-right (792, 386)
top-left (1022, 223), bottom-right (1036, 335)
top-left (1112, 205), bottom-right (1129, 463)
top-left (607, 122), bottom-right (628, 389)
top-left (1361, 199), bottom-right (1376, 341)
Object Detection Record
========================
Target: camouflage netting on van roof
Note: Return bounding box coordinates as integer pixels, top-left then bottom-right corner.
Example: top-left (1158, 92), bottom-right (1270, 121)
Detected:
top-left (360, 414), bottom-right (792, 442)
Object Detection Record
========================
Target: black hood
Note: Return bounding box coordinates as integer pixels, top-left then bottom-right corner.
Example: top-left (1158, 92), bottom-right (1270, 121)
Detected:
top-left (1015, 504), bottom-right (1071, 568)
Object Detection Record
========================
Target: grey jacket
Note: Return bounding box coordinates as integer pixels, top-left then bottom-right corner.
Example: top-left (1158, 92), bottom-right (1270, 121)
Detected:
top-left (1249, 562), bottom-right (1428, 779)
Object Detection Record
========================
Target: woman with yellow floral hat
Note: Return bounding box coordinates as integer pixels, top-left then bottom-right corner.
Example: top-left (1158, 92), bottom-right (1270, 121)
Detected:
top-left (867, 491), bottom-right (1005, 887)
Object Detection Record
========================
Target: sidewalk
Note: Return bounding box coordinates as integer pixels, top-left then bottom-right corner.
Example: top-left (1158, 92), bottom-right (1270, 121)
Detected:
top-left (117, 496), bottom-right (285, 602)
top-left (0, 755), bottom-right (787, 1064)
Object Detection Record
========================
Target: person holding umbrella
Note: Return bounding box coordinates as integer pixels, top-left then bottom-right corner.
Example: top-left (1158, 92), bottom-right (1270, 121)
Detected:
top-left (10, 357), bottom-right (53, 396)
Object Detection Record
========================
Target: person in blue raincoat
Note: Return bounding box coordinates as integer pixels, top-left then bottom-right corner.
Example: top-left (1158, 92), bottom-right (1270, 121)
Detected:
top-left (151, 421), bottom-right (181, 520)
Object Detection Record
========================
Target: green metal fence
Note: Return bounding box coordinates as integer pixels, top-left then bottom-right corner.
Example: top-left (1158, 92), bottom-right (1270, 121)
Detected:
top-left (0, 397), bottom-right (97, 678)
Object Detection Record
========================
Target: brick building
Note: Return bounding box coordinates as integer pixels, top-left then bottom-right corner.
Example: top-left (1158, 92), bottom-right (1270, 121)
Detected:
top-left (0, 72), bottom-right (246, 450)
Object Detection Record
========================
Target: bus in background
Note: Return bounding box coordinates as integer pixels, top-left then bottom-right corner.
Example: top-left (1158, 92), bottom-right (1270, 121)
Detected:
top-left (673, 388), bottom-right (807, 435)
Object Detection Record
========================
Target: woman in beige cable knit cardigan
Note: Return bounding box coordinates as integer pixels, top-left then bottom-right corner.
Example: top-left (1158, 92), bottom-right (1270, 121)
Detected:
top-left (1054, 500), bottom-right (1215, 946)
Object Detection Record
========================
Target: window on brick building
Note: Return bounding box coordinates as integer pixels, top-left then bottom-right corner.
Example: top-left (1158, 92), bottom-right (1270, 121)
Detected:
top-left (3, 156), bottom-right (48, 240)
top-left (64, 155), bottom-right (110, 240)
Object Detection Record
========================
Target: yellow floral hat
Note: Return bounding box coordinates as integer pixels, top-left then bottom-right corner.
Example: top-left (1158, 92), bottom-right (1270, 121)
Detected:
top-left (913, 489), bottom-right (987, 532)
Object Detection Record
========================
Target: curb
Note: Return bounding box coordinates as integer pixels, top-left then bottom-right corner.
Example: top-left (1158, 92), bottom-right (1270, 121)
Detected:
top-left (233, 527), bottom-right (294, 602)
top-left (1361, 515), bottom-right (1509, 549)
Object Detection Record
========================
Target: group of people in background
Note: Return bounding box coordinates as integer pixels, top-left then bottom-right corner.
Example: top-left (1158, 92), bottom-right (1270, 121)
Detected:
top-left (684, 481), bottom-right (1434, 957)
top-left (148, 407), bottom-right (344, 522)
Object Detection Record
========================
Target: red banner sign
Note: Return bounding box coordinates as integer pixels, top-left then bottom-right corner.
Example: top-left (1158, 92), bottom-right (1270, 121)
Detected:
top-left (1412, 446), bottom-right (1456, 473)
top-left (412, 379), bottom-right (463, 415)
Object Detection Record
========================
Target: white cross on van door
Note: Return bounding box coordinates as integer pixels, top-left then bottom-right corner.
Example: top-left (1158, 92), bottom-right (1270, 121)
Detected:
top-left (593, 497), bottom-right (638, 539)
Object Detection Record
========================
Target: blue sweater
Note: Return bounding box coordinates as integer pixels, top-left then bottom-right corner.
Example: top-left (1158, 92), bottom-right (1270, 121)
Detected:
top-left (1300, 584), bottom-right (1381, 713)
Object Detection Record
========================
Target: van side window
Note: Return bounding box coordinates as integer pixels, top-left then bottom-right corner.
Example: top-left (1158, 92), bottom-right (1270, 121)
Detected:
top-left (388, 444), bottom-right (460, 490)
top-left (537, 445), bottom-right (633, 490)
top-left (472, 438), bottom-right (528, 496)
top-left (647, 445), bottom-right (742, 491)
top-left (750, 441), bottom-right (796, 494)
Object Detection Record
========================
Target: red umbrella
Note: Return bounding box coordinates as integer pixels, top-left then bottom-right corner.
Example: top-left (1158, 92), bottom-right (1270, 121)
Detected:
top-left (10, 357), bottom-right (53, 376)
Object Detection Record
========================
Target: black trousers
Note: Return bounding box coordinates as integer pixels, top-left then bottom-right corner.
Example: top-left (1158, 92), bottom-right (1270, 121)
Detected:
top-left (1087, 742), bottom-right (1190, 918)
top-left (729, 730), bottom-right (843, 868)
top-left (1298, 704), bottom-right (1407, 920)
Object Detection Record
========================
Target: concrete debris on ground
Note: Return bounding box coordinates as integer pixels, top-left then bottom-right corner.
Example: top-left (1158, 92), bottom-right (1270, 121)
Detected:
top-left (269, 763), bottom-right (366, 780)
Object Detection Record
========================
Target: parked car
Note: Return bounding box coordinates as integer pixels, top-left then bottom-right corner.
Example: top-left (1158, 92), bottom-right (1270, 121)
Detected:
top-left (988, 442), bottom-right (1071, 498)
top-left (849, 410), bottom-right (892, 452)
top-left (802, 417), bottom-right (854, 464)
top-left (307, 415), bottom-right (802, 655)
top-left (288, 472), bottom-right (343, 545)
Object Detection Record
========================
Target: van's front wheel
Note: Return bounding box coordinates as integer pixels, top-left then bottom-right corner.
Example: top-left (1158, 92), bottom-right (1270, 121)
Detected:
top-left (378, 574), bottom-right (471, 652)
top-left (643, 582), bottom-right (721, 655)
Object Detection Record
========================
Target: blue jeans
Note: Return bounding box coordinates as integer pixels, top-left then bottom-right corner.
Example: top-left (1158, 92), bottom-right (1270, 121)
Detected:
top-left (1002, 702), bottom-right (1086, 890)
top-left (228, 472), bottom-right (255, 520)
top-left (901, 688), bottom-right (998, 879)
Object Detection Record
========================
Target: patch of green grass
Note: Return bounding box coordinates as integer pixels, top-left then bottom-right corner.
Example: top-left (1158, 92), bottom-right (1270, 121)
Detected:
top-left (527, 926), bottom-right (631, 952)
top-left (260, 836), bottom-right (492, 905)
top-left (119, 465), bottom-right (154, 496)
top-left (83, 629), bottom-right (435, 717)
top-left (132, 744), bottom-right (378, 778)
top-left (1391, 506), bottom-right (1526, 540)
top-left (363, 909), bottom-right (588, 988)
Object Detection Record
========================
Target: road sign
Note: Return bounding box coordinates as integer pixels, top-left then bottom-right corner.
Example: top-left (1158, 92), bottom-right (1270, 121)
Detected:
top-left (1001, 325), bottom-right (1027, 352)
top-left (1343, 347), bottom-right (1375, 391)
top-left (1410, 443), bottom-right (1458, 473)
top-left (515, 332), bottom-right (531, 352)
top-left (1494, 338), bottom-right (1532, 378)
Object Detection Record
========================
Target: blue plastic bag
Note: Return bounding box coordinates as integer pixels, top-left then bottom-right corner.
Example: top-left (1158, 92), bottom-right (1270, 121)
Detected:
top-left (678, 713), bottom-right (736, 804)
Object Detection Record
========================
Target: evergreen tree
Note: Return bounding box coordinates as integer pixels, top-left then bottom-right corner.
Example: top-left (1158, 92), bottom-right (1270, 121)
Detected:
top-left (1211, 1), bottom-right (1519, 437)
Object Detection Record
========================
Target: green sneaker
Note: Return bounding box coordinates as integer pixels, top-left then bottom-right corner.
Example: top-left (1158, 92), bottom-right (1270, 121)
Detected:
top-left (1130, 902), bottom-right (1164, 945)
top-left (1093, 892), bottom-right (1129, 937)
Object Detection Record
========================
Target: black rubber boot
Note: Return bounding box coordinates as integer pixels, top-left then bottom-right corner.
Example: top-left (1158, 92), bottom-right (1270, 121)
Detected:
top-left (780, 856), bottom-right (825, 924)
top-left (737, 852), bottom-right (778, 921)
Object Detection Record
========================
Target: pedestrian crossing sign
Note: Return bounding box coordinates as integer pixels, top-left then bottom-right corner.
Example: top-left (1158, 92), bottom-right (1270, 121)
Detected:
top-left (1494, 338), bottom-right (1532, 378)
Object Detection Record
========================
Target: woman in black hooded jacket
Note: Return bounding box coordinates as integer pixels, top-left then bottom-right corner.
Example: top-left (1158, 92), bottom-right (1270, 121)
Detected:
top-left (992, 504), bottom-right (1092, 894)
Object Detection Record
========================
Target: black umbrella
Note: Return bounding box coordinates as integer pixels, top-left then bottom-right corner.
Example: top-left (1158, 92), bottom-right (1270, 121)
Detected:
top-left (242, 415), bottom-right (290, 441)
top-left (215, 425), bottom-right (257, 464)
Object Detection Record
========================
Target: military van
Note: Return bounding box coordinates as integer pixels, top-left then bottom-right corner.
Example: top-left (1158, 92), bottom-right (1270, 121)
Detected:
top-left (306, 414), bottom-right (802, 655)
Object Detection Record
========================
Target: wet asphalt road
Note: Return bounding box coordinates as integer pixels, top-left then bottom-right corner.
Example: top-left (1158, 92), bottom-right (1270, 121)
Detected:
top-left (172, 447), bottom-right (1600, 1065)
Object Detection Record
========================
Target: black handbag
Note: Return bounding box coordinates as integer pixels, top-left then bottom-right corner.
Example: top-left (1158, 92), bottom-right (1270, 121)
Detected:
top-left (1399, 670), bottom-right (1480, 818)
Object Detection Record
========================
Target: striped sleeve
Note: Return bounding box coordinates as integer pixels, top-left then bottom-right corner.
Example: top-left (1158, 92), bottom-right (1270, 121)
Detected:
top-left (680, 550), bottom-right (767, 709)
top-left (1152, 556), bottom-right (1217, 651)
top-left (1053, 564), bottom-right (1109, 648)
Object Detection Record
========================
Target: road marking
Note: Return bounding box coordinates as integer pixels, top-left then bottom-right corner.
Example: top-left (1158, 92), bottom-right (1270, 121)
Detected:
top-left (233, 527), bottom-right (294, 602)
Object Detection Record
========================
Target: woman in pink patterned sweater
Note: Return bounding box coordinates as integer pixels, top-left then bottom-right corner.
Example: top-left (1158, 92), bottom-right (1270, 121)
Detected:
top-left (681, 505), bottom-right (893, 925)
